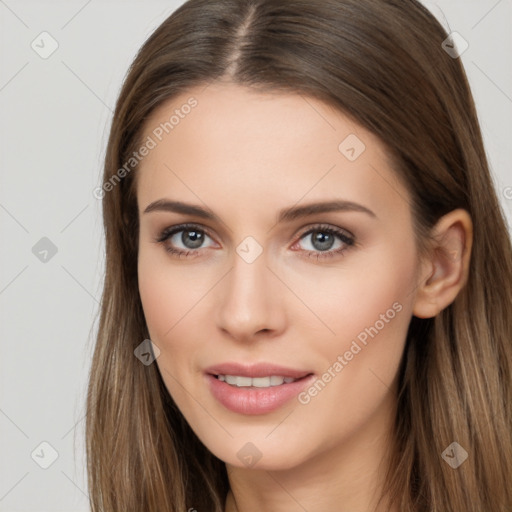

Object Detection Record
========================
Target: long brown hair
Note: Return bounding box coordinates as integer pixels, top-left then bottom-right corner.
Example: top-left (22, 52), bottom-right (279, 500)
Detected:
top-left (86, 0), bottom-right (512, 510)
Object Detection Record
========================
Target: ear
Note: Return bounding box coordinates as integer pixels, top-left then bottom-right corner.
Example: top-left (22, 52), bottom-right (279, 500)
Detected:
top-left (412, 209), bottom-right (473, 319)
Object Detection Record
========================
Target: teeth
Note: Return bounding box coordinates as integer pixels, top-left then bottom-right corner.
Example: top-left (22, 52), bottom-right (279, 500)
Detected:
top-left (216, 375), bottom-right (299, 387)
top-left (252, 377), bottom-right (272, 387)
top-left (225, 375), bottom-right (252, 386)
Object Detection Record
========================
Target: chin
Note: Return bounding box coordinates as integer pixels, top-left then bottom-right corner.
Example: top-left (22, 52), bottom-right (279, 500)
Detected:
top-left (200, 433), bottom-right (312, 472)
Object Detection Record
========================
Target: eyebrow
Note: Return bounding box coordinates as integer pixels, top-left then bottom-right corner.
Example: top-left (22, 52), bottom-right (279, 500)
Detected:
top-left (143, 199), bottom-right (376, 222)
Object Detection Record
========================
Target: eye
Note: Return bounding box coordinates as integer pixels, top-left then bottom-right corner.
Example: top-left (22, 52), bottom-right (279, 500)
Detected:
top-left (154, 222), bottom-right (355, 260)
top-left (154, 223), bottom-right (216, 257)
top-left (292, 224), bottom-right (355, 260)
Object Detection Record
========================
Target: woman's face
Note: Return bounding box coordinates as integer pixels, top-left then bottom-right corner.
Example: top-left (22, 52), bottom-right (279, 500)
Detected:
top-left (137, 81), bottom-right (422, 470)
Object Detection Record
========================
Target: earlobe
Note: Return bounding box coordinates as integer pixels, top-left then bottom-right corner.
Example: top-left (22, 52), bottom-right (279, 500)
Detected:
top-left (412, 209), bottom-right (473, 319)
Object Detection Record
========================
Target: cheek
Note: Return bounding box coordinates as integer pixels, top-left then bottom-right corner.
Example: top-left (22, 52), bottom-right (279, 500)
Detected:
top-left (138, 268), bottom-right (174, 341)
top-left (280, 240), bottom-right (417, 356)
top-left (138, 265), bottom-right (193, 413)
top-left (291, 242), bottom-right (417, 427)
top-left (137, 252), bottom-right (211, 395)
top-left (138, 245), bottom-right (204, 341)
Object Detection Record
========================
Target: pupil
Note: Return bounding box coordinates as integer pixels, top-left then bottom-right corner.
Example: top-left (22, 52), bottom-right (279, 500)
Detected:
top-left (312, 231), bottom-right (334, 251)
top-left (183, 230), bottom-right (204, 249)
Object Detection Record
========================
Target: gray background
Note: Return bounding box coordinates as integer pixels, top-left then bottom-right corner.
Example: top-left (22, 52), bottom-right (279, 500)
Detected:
top-left (1, 1), bottom-right (511, 510)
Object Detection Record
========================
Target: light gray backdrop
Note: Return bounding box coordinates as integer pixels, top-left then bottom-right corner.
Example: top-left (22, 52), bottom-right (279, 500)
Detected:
top-left (1, 1), bottom-right (511, 510)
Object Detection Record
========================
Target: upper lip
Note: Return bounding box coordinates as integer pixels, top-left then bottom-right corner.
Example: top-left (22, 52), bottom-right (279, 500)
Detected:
top-left (205, 362), bottom-right (313, 379)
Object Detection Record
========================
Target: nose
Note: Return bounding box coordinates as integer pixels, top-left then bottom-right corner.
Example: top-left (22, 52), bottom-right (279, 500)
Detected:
top-left (215, 247), bottom-right (286, 342)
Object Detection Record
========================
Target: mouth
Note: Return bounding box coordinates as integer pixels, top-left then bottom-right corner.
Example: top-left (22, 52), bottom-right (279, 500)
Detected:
top-left (204, 362), bottom-right (315, 415)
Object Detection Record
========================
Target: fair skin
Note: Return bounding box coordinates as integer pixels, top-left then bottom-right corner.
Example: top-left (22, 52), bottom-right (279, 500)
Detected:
top-left (136, 81), bottom-right (472, 512)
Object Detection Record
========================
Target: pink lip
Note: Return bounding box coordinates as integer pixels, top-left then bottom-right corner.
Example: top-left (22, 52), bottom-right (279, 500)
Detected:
top-left (204, 362), bottom-right (312, 379)
top-left (204, 362), bottom-right (315, 415)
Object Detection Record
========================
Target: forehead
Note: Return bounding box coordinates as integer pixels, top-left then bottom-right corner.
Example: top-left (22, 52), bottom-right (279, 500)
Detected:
top-left (136, 82), bottom-right (409, 225)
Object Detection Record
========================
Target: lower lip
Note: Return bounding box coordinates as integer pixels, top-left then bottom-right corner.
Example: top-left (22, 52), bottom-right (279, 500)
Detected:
top-left (206, 374), bottom-right (315, 415)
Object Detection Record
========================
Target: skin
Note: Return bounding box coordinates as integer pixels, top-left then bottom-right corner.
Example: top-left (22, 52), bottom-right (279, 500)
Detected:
top-left (136, 81), bottom-right (472, 512)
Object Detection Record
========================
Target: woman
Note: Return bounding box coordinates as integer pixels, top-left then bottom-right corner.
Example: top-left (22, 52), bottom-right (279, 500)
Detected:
top-left (86, 0), bottom-right (512, 510)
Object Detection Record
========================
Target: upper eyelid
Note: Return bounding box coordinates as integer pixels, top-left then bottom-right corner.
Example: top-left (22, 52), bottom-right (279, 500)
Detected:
top-left (158, 223), bottom-right (216, 241)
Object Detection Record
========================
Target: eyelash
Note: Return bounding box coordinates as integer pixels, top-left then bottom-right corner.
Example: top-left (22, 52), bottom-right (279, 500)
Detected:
top-left (154, 223), bottom-right (355, 260)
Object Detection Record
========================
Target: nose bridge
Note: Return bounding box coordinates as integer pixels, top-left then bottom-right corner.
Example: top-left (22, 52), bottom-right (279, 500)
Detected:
top-left (215, 242), bottom-right (284, 339)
